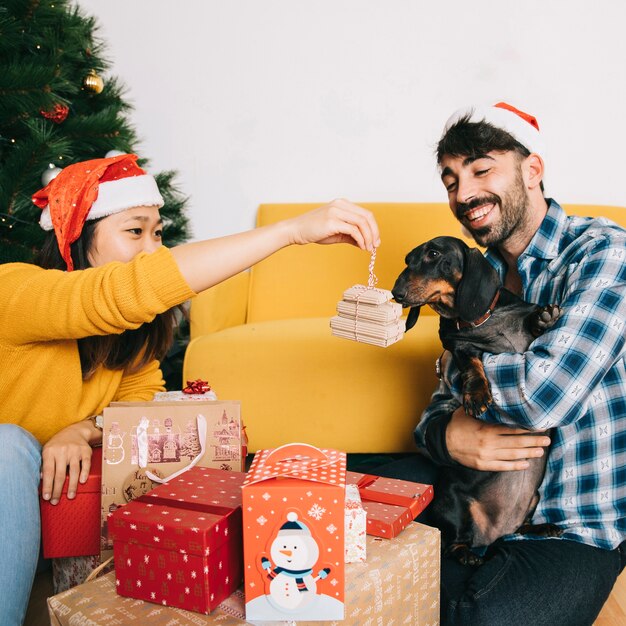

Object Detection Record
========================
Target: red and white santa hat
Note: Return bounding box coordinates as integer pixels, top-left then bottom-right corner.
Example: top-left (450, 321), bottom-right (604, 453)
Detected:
top-left (32, 153), bottom-right (163, 271)
top-left (443, 101), bottom-right (545, 158)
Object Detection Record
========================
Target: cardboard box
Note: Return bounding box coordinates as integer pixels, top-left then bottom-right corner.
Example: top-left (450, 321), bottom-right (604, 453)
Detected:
top-left (109, 467), bottom-right (245, 614)
top-left (242, 443), bottom-right (346, 622)
top-left (40, 447), bottom-right (102, 558)
top-left (48, 522), bottom-right (441, 625)
top-left (347, 471), bottom-right (434, 538)
top-left (101, 400), bottom-right (244, 554)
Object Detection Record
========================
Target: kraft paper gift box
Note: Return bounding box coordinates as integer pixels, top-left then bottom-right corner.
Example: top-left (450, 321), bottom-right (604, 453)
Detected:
top-left (109, 467), bottom-right (245, 614)
top-left (40, 447), bottom-right (102, 559)
top-left (347, 471), bottom-right (434, 538)
top-left (48, 522), bottom-right (441, 625)
top-left (242, 443), bottom-right (346, 622)
top-left (101, 400), bottom-right (244, 555)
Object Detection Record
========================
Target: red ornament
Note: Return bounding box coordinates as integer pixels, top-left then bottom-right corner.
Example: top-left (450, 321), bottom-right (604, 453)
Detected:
top-left (40, 103), bottom-right (69, 124)
top-left (183, 379), bottom-right (212, 394)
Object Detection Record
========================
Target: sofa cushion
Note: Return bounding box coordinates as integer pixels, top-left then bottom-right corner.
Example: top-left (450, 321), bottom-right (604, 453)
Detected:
top-left (183, 316), bottom-right (442, 452)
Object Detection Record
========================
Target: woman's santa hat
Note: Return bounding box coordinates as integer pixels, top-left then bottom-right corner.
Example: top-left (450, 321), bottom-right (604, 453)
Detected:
top-left (32, 153), bottom-right (163, 271)
top-left (443, 101), bottom-right (545, 158)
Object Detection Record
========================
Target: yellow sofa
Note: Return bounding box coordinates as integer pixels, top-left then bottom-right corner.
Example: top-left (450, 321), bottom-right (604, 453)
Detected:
top-left (183, 202), bottom-right (626, 453)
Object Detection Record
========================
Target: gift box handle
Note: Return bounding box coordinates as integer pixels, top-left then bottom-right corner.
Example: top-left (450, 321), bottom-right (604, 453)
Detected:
top-left (264, 442), bottom-right (330, 464)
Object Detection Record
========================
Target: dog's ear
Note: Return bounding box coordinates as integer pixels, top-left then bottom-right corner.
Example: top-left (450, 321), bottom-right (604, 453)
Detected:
top-left (456, 248), bottom-right (501, 323)
top-left (405, 306), bottom-right (420, 331)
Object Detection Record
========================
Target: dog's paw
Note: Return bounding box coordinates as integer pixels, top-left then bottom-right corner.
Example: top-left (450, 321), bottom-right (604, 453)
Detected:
top-left (529, 304), bottom-right (561, 337)
top-left (516, 522), bottom-right (563, 538)
top-left (463, 383), bottom-right (492, 417)
top-left (446, 543), bottom-right (484, 566)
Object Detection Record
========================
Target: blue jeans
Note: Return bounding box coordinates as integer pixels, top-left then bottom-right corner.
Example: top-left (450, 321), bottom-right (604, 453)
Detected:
top-left (371, 454), bottom-right (626, 626)
top-left (0, 425), bottom-right (42, 626)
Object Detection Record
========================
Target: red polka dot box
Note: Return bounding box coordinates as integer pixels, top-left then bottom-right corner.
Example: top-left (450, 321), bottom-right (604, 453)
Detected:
top-left (108, 467), bottom-right (246, 614)
top-left (346, 471), bottom-right (434, 538)
top-left (242, 443), bottom-right (346, 622)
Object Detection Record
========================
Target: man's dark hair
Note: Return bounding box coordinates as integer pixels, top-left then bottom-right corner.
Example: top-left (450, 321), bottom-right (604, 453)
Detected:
top-left (437, 114), bottom-right (544, 192)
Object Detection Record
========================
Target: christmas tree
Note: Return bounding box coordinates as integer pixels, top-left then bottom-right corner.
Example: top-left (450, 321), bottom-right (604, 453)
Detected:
top-left (0, 0), bottom-right (191, 264)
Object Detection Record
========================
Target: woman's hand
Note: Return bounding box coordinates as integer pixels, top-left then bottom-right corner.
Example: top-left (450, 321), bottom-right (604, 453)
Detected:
top-left (446, 407), bottom-right (551, 471)
top-left (284, 198), bottom-right (381, 251)
top-left (41, 419), bottom-right (101, 505)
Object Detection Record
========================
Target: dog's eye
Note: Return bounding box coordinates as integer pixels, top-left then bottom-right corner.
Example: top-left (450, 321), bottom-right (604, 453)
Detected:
top-left (427, 250), bottom-right (440, 260)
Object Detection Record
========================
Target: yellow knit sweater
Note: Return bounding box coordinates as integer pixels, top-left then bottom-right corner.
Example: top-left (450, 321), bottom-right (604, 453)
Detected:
top-left (0, 246), bottom-right (196, 444)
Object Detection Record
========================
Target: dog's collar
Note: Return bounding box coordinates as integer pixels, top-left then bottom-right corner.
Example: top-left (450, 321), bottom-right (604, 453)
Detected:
top-left (456, 289), bottom-right (501, 330)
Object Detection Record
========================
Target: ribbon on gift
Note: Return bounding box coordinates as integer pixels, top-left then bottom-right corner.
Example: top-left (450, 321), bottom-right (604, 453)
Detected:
top-left (136, 413), bottom-right (207, 484)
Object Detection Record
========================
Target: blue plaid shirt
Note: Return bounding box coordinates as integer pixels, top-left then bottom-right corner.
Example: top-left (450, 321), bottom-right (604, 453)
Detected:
top-left (415, 199), bottom-right (626, 550)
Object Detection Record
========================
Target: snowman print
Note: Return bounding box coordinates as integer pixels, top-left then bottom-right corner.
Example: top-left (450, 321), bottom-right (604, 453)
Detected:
top-left (261, 512), bottom-right (330, 612)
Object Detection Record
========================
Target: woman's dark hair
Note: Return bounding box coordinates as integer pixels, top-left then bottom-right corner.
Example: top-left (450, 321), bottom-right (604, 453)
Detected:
top-left (34, 218), bottom-right (178, 380)
top-left (437, 114), bottom-right (544, 192)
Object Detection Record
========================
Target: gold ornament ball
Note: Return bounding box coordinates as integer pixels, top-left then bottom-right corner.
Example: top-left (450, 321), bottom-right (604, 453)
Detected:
top-left (83, 69), bottom-right (104, 94)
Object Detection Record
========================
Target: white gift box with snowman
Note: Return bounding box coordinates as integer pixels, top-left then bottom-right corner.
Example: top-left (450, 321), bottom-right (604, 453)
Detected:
top-left (242, 443), bottom-right (346, 621)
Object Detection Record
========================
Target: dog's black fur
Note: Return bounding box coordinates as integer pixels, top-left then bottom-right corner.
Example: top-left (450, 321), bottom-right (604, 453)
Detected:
top-left (392, 236), bottom-right (561, 564)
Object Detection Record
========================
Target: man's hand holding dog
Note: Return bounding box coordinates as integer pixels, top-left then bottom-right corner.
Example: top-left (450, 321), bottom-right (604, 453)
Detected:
top-left (446, 407), bottom-right (551, 471)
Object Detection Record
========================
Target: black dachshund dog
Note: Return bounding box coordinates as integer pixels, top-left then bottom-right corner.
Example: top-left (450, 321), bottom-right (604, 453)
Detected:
top-left (392, 235), bottom-right (561, 564)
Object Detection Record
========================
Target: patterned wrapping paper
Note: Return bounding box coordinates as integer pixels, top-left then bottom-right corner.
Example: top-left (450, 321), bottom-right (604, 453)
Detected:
top-left (40, 447), bottom-right (102, 558)
top-left (344, 484), bottom-right (366, 563)
top-left (109, 467), bottom-right (246, 614)
top-left (101, 400), bottom-right (244, 557)
top-left (346, 471), bottom-right (434, 538)
top-left (48, 522), bottom-right (441, 626)
top-left (242, 443), bottom-right (346, 622)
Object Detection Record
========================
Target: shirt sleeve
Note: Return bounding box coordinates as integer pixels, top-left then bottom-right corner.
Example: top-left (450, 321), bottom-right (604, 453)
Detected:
top-left (479, 235), bottom-right (626, 430)
top-left (414, 379), bottom-right (462, 465)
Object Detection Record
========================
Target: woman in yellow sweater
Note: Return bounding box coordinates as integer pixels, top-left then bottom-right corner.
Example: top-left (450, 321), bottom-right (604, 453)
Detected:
top-left (0, 153), bottom-right (379, 625)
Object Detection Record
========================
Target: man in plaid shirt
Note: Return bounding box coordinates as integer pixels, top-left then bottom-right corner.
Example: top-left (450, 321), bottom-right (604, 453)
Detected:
top-left (410, 102), bottom-right (626, 625)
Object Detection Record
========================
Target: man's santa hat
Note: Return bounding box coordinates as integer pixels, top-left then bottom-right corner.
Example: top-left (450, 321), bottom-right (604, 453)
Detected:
top-left (32, 153), bottom-right (163, 271)
top-left (443, 101), bottom-right (545, 158)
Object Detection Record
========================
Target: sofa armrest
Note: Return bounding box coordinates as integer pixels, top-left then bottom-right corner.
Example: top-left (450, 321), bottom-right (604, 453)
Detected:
top-left (190, 271), bottom-right (250, 340)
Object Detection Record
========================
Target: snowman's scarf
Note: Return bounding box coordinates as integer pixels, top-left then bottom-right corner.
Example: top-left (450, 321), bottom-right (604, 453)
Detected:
top-left (268, 566), bottom-right (313, 592)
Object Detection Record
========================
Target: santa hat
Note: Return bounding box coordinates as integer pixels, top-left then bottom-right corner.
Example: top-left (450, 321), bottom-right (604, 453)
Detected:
top-left (278, 512), bottom-right (311, 536)
top-left (443, 101), bottom-right (545, 158)
top-left (32, 153), bottom-right (164, 271)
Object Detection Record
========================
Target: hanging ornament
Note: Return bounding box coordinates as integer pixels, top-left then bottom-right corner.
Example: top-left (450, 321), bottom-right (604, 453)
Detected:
top-left (40, 103), bottom-right (69, 124)
top-left (82, 69), bottom-right (104, 94)
top-left (41, 163), bottom-right (62, 186)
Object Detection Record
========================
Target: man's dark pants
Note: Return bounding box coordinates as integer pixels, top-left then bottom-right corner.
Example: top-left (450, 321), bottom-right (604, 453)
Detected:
top-left (367, 454), bottom-right (626, 626)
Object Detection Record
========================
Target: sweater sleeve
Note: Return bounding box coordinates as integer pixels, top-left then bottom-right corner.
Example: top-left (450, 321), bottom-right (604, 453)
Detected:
top-left (114, 359), bottom-right (166, 401)
top-left (0, 246), bottom-right (196, 345)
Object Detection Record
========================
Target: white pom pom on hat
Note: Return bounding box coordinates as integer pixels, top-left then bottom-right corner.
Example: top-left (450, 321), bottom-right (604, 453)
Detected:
top-left (443, 101), bottom-right (545, 159)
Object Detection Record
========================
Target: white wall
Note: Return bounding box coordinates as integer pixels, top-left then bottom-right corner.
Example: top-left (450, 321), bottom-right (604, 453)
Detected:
top-left (77, 0), bottom-right (626, 240)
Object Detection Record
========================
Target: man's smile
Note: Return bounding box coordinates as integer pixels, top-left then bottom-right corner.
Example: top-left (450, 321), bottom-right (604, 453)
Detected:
top-left (462, 202), bottom-right (496, 227)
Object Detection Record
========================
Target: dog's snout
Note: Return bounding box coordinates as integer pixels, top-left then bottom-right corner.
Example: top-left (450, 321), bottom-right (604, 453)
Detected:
top-left (391, 281), bottom-right (407, 303)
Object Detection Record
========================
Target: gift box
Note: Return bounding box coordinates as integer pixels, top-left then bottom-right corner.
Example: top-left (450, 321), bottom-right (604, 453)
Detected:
top-left (48, 522), bottom-right (441, 625)
top-left (347, 471), bottom-right (434, 538)
top-left (40, 447), bottom-right (102, 559)
top-left (344, 484), bottom-right (366, 563)
top-left (109, 467), bottom-right (245, 614)
top-left (101, 400), bottom-right (245, 556)
top-left (242, 443), bottom-right (346, 621)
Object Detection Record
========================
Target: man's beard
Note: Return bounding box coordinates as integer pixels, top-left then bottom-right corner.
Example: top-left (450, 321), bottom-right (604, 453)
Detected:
top-left (457, 168), bottom-right (530, 248)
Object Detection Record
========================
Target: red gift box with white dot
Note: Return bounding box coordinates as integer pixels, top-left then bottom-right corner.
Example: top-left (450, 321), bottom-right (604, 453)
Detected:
top-left (108, 467), bottom-right (245, 614)
top-left (346, 471), bottom-right (434, 538)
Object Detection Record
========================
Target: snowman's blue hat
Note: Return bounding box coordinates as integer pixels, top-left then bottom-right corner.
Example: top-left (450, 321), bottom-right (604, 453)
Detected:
top-left (278, 512), bottom-right (311, 536)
